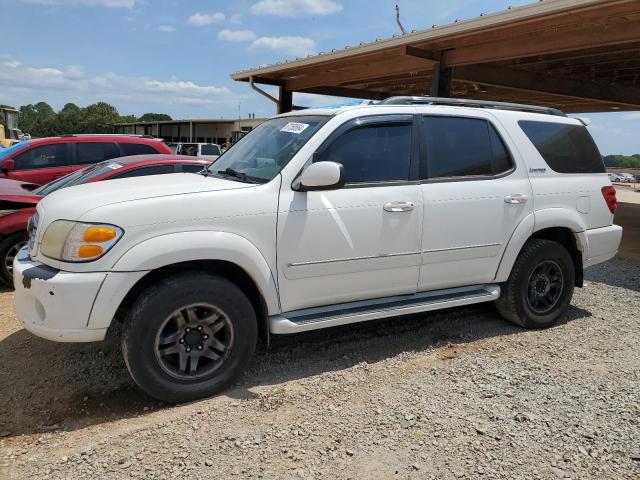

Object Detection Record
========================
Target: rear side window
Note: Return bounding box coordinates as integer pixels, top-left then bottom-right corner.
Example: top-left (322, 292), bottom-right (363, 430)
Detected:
top-left (317, 123), bottom-right (412, 183)
top-left (111, 164), bottom-right (176, 179)
top-left (119, 143), bottom-right (159, 156)
top-left (201, 145), bottom-right (221, 156)
top-left (13, 144), bottom-right (69, 170)
top-left (74, 142), bottom-right (120, 165)
top-left (518, 121), bottom-right (605, 174)
top-left (422, 117), bottom-right (513, 179)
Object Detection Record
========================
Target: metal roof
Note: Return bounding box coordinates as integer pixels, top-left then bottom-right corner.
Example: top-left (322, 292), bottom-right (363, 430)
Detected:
top-left (232, 0), bottom-right (640, 113)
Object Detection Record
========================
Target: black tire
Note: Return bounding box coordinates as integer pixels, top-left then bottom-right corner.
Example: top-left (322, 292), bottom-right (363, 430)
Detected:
top-left (121, 272), bottom-right (257, 403)
top-left (0, 232), bottom-right (28, 288)
top-left (496, 239), bottom-right (575, 329)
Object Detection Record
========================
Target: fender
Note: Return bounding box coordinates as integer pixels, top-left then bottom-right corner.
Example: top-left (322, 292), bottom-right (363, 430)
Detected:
top-left (494, 208), bottom-right (588, 283)
top-left (87, 231), bottom-right (279, 330)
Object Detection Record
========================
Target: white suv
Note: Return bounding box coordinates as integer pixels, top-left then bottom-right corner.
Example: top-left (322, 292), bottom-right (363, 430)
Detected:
top-left (14, 97), bottom-right (622, 402)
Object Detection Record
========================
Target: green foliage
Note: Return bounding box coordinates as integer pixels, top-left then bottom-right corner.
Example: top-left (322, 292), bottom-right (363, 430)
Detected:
top-left (603, 154), bottom-right (640, 169)
top-left (16, 101), bottom-right (172, 137)
top-left (138, 113), bottom-right (172, 122)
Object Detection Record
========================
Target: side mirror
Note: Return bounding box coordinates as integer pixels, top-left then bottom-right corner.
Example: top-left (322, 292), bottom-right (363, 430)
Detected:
top-left (294, 161), bottom-right (345, 192)
top-left (1, 159), bottom-right (15, 173)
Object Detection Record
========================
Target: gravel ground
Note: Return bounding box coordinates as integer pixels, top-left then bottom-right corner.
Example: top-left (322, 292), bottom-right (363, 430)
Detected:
top-left (1, 257), bottom-right (639, 479)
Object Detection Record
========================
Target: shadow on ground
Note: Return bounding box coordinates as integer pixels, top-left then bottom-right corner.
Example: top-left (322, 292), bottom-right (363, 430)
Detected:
top-left (0, 300), bottom-right (592, 439)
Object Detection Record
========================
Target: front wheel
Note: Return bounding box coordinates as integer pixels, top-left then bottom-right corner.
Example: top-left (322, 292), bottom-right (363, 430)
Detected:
top-left (496, 239), bottom-right (575, 328)
top-left (0, 232), bottom-right (27, 288)
top-left (122, 272), bottom-right (257, 403)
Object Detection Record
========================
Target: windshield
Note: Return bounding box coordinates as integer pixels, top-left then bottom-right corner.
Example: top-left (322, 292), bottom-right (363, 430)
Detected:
top-left (201, 144), bottom-right (221, 156)
top-left (33, 161), bottom-right (125, 196)
top-left (206, 115), bottom-right (328, 183)
top-left (0, 141), bottom-right (28, 160)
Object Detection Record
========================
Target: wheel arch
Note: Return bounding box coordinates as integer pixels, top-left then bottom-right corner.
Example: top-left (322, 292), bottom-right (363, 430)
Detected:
top-left (495, 210), bottom-right (585, 287)
top-left (89, 231), bottom-right (279, 346)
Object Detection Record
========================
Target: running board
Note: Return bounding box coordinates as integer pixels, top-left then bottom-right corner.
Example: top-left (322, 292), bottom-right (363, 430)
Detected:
top-left (270, 285), bottom-right (501, 334)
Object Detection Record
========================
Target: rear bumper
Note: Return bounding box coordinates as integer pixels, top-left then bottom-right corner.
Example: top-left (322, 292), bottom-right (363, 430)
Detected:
top-left (13, 249), bottom-right (108, 342)
top-left (584, 224), bottom-right (623, 268)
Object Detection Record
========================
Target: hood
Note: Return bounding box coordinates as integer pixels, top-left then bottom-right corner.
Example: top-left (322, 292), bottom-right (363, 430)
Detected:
top-left (0, 178), bottom-right (42, 205)
top-left (39, 172), bottom-right (254, 220)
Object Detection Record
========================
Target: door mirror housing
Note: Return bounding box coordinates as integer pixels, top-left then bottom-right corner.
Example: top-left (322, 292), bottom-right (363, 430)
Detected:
top-left (1, 159), bottom-right (15, 173)
top-left (294, 161), bottom-right (345, 191)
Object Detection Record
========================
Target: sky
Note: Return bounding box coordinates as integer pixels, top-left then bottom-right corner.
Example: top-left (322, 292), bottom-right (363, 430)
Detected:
top-left (1, 0), bottom-right (638, 155)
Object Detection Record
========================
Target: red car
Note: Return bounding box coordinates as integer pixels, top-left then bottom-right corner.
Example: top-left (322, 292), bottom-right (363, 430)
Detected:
top-left (0, 154), bottom-right (209, 286)
top-left (0, 135), bottom-right (172, 185)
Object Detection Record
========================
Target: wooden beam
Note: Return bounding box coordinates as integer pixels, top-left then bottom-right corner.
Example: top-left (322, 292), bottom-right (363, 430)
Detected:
top-left (444, 19), bottom-right (640, 67)
top-left (402, 45), bottom-right (440, 62)
top-left (297, 86), bottom-right (387, 101)
top-left (284, 56), bottom-right (435, 91)
top-left (454, 63), bottom-right (640, 107)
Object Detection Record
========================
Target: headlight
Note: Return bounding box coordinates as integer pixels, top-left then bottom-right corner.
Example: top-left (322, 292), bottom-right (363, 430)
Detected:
top-left (0, 209), bottom-right (18, 217)
top-left (40, 220), bottom-right (124, 262)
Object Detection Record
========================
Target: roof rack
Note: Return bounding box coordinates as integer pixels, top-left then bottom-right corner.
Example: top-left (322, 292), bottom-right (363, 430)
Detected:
top-left (379, 96), bottom-right (566, 117)
top-left (59, 134), bottom-right (159, 139)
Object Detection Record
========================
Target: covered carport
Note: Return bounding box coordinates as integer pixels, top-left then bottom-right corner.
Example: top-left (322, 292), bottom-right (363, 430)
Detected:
top-left (231, 0), bottom-right (640, 114)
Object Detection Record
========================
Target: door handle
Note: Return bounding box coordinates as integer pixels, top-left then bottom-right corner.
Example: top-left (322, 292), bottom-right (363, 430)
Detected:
top-left (504, 194), bottom-right (529, 204)
top-left (383, 201), bottom-right (415, 212)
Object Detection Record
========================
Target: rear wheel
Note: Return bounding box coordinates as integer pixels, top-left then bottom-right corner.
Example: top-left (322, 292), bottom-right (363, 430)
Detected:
top-left (122, 272), bottom-right (257, 403)
top-left (0, 232), bottom-right (27, 288)
top-left (496, 239), bottom-right (575, 328)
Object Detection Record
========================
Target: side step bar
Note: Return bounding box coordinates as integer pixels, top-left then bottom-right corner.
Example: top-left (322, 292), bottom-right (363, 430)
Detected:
top-left (270, 285), bottom-right (501, 334)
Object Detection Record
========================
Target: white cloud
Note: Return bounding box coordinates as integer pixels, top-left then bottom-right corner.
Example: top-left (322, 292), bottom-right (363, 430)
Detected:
top-left (187, 12), bottom-right (225, 26)
top-left (20, 0), bottom-right (135, 7)
top-left (158, 25), bottom-right (175, 33)
top-left (251, 0), bottom-right (342, 17)
top-left (250, 36), bottom-right (317, 57)
top-left (0, 58), bottom-right (234, 110)
top-left (218, 29), bottom-right (256, 43)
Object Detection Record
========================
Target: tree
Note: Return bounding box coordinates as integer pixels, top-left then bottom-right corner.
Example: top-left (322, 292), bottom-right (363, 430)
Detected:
top-left (138, 113), bottom-right (172, 122)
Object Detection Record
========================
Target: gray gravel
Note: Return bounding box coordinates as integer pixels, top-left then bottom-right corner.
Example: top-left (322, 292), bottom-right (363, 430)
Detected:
top-left (1, 257), bottom-right (639, 479)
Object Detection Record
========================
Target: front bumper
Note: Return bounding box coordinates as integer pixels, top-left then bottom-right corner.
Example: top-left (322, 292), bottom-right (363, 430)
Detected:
top-left (13, 249), bottom-right (108, 342)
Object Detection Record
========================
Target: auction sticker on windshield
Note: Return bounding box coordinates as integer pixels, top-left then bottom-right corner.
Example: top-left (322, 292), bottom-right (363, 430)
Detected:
top-left (280, 122), bottom-right (310, 134)
top-left (106, 163), bottom-right (124, 170)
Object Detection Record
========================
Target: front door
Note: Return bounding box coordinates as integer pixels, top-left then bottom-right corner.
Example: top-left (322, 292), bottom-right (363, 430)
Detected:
top-left (9, 143), bottom-right (71, 184)
top-left (417, 114), bottom-right (533, 291)
top-left (277, 115), bottom-right (423, 312)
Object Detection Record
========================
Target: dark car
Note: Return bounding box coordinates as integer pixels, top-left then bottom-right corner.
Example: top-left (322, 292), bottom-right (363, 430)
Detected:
top-left (0, 154), bottom-right (209, 286)
top-left (0, 135), bottom-right (172, 185)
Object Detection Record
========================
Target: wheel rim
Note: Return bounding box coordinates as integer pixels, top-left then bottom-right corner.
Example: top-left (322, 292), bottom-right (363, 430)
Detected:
top-left (5, 240), bottom-right (27, 275)
top-left (526, 260), bottom-right (564, 315)
top-left (154, 303), bottom-right (235, 380)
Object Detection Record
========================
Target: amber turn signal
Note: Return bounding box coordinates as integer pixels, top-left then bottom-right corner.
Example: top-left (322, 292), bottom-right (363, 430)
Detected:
top-left (78, 245), bottom-right (104, 258)
top-left (83, 227), bottom-right (117, 243)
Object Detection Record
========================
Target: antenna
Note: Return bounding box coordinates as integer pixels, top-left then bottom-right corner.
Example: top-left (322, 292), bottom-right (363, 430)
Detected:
top-left (395, 2), bottom-right (407, 35)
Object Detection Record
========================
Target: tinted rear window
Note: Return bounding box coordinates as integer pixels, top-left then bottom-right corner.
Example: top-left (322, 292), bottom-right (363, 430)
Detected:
top-left (119, 143), bottom-right (159, 155)
top-left (519, 121), bottom-right (604, 174)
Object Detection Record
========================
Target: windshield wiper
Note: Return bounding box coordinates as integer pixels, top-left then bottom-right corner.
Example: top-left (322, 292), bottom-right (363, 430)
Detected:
top-left (216, 167), bottom-right (264, 184)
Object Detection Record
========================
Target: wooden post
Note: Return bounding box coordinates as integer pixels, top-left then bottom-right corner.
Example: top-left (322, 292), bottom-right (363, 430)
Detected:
top-left (278, 85), bottom-right (293, 114)
top-left (430, 61), bottom-right (452, 97)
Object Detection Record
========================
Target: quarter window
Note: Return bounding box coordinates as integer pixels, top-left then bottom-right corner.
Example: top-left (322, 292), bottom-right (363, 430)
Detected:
top-left (74, 142), bottom-right (120, 165)
top-left (13, 144), bottom-right (68, 170)
top-left (316, 123), bottom-right (412, 183)
top-left (518, 120), bottom-right (605, 174)
top-left (422, 117), bottom-right (512, 179)
top-left (119, 143), bottom-right (158, 156)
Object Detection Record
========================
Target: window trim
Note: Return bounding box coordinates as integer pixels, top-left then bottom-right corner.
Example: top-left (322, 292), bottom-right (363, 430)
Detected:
top-left (419, 114), bottom-right (516, 183)
top-left (308, 114), bottom-right (419, 189)
top-left (13, 143), bottom-right (71, 171)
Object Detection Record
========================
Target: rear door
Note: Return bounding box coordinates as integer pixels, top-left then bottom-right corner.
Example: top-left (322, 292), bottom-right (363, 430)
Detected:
top-left (418, 113), bottom-right (533, 291)
top-left (72, 142), bottom-right (121, 173)
top-left (9, 143), bottom-right (71, 184)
